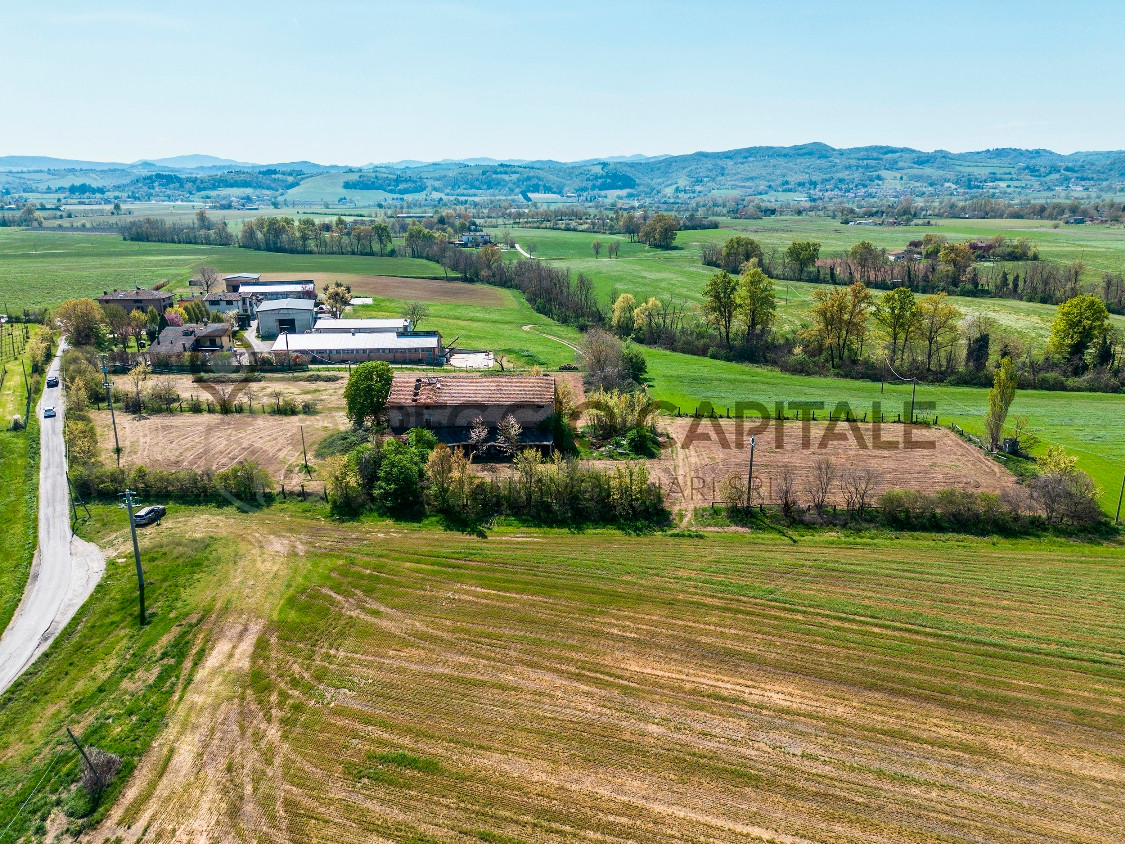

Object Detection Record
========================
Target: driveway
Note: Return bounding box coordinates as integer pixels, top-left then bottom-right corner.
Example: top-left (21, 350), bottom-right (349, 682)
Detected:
top-left (0, 343), bottom-right (105, 696)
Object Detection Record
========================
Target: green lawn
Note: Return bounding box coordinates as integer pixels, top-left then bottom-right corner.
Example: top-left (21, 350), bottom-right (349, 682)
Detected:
top-left (644, 347), bottom-right (1125, 509)
top-left (0, 505), bottom-right (242, 840)
top-left (352, 290), bottom-right (582, 369)
top-left (0, 230), bottom-right (448, 313)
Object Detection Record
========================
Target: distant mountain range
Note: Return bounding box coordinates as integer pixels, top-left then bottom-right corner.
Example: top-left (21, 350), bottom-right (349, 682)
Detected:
top-left (3, 144), bottom-right (1124, 201)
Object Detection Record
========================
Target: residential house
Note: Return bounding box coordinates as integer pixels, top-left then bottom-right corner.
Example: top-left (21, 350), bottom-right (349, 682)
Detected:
top-left (96, 287), bottom-right (174, 315)
top-left (146, 322), bottom-right (233, 359)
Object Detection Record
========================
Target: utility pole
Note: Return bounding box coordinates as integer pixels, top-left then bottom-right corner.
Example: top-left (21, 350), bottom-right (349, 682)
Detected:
top-left (745, 435), bottom-right (757, 510)
top-left (121, 489), bottom-right (146, 625)
top-left (66, 727), bottom-right (101, 790)
top-left (300, 425), bottom-right (312, 478)
top-left (100, 354), bottom-right (120, 465)
top-left (1116, 473), bottom-right (1125, 525)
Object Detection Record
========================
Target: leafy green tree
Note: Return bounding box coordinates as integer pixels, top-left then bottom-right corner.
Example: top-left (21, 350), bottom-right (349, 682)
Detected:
top-left (803, 281), bottom-right (874, 367)
top-left (54, 298), bottom-right (107, 347)
top-left (323, 280), bottom-right (352, 317)
top-left (702, 271), bottom-right (740, 348)
top-left (848, 240), bottom-right (884, 281)
top-left (1049, 294), bottom-right (1112, 368)
top-left (611, 293), bottom-right (637, 336)
top-left (873, 287), bottom-right (918, 365)
top-left (985, 356), bottom-right (1018, 452)
top-left (344, 360), bottom-right (394, 427)
top-left (400, 301), bottom-right (429, 331)
top-left (720, 236), bottom-right (763, 273)
top-left (371, 221), bottom-right (393, 255)
top-left (638, 213), bottom-right (678, 249)
top-left (591, 239), bottom-right (603, 258)
top-left (785, 241), bottom-right (820, 278)
top-left (736, 264), bottom-right (776, 344)
top-left (374, 439), bottom-right (423, 513)
top-left (938, 241), bottom-right (975, 280)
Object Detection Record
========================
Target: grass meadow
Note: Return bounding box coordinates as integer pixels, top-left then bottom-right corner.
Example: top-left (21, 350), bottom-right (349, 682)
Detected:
top-left (0, 229), bottom-right (447, 313)
top-left (490, 223), bottom-right (1125, 349)
top-left (12, 506), bottom-right (1111, 843)
top-left (0, 329), bottom-right (44, 635)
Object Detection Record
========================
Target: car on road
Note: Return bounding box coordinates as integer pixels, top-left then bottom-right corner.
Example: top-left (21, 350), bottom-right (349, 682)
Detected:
top-left (42, 406), bottom-right (56, 418)
top-left (46, 376), bottom-right (59, 388)
top-left (132, 505), bottom-right (166, 527)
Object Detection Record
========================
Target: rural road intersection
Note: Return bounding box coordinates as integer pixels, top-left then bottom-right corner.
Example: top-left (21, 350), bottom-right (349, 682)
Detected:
top-left (0, 344), bottom-right (105, 696)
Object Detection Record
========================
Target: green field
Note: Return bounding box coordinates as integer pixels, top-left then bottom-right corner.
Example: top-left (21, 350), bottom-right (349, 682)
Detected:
top-left (0, 230), bottom-right (447, 313)
top-left (3, 505), bottom-right (1123, 842)
top-left (352, 292), bottom-right (581, 369)
top-left (0, 330), bottom-right (44, 635)
top-left (490, 223), bottom-right (1125, 349)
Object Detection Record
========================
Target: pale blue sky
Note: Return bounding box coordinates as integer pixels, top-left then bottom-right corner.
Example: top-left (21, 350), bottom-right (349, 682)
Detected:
top-left (2, 0), bottom-right (1123, 164)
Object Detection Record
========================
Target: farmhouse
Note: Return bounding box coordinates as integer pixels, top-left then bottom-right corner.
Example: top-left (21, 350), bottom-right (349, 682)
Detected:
top-left (457, 232), bottom-right (492, 247)
top-left (281, 330), bottom-right (443, 364)
top-left (311, 317), bottom-right (412, 333)
top-left (147, 322), bottom-right (233, 358)
top-left (97, 287), bottom-right (174, 314)
top-left (257, 298), bottom-right (317, 339)
top-left (386, 374), bottom-right (556, 450)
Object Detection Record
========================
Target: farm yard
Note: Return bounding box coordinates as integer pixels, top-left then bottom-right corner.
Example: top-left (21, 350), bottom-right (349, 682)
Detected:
top-left (37, 507), bottom-right (1121, 844)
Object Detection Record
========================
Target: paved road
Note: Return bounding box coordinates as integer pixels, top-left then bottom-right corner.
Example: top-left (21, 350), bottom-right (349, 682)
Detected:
top-left (0, 344), bottom-right (105, 696)
top-left (513, 243), bottom-right (536, 259)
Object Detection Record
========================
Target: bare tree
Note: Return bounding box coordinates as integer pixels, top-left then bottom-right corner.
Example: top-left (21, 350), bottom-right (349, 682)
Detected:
top-left (496, 414), bottom-right (523, 458)
top-left (840, 467), bottom-right (877, 519)
top-left (804, 457), bottom-right (835, 512)
top-left (468, 415), bottom-right (489, 461)
top-left (128, 361), bottom-right (150, 416)
top-left (196, 265), bottom-right (220, 294)
top-left (607, 241), bottom-right (620, 259)
top-left (773, 467), bottom-right (801, 518)
top-left (591, 239), bottom-right (603, 259)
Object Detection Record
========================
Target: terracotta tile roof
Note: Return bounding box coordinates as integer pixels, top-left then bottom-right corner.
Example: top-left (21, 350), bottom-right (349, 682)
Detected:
top-left (388, 374), bottom-right (555, 407)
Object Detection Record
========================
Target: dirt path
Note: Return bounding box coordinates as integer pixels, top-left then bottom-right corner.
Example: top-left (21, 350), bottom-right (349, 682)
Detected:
top-left (521, 323), bottom-right (583, 355)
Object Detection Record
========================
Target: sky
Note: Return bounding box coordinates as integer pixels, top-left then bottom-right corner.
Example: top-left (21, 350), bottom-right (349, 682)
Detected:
top-left (3, 0), bottom-right (1124, 165)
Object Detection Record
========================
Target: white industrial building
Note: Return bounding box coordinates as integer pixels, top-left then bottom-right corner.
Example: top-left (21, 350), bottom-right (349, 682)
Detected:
top-left (311, 317), bottom-right (412, 333)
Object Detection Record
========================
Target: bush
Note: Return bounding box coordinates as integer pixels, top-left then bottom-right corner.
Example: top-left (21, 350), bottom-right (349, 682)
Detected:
top-left (315, 428), bottom-right (369, 458)
top-left (624, 426), bottom-right (660, 457)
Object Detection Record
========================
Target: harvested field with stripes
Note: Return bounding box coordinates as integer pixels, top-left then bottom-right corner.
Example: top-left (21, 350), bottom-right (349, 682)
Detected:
top-left (648, 419), bottom-right (1020, 510)
top-left (90, 514), bottom-right (1125, 843)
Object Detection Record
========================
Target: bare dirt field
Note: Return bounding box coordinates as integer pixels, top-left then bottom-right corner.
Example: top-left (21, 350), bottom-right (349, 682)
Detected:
top-left (259, 272), bottom-right (506, 306)
top-left (641, 418), bottom-right (1020, 510)
top-left (92, 408), bottom-right (348, 487)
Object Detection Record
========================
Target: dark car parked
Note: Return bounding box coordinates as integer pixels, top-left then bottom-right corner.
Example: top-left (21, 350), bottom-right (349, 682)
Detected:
top-left (132, 505), bottom-right (166, 527)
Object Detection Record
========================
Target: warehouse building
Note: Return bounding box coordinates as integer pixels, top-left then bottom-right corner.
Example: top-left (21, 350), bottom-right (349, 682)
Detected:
top-left (279, 330), bottom-right (443, 364)
top-left (256, 298), bottom-right (317, 339)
